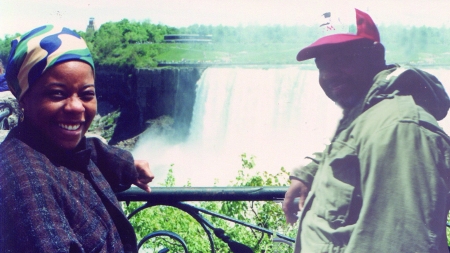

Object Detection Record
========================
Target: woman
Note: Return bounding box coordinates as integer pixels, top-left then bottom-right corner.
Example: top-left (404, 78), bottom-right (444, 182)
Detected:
top-left (0, 25), bottom-right (154, 252)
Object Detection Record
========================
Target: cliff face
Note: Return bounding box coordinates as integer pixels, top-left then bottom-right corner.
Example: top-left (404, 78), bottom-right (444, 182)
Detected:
top-left (95, 66), bottom-right (204, 144)
top-left (135, 67), bottom-right (204, 140)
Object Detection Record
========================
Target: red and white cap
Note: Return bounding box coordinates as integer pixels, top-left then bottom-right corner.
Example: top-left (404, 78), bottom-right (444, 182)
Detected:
top-left (296, 8), bottom-right (380, 61)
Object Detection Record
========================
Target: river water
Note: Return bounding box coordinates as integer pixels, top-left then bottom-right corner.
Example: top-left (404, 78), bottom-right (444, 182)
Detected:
top-left (132, 65), bottom-right (450, 186)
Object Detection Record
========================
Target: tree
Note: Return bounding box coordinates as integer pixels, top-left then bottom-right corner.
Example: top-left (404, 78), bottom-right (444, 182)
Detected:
top-left (0, 35), bottom-right (17, 65)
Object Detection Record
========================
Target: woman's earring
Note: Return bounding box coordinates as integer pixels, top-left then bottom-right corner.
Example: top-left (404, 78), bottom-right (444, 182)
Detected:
top-left (20, 108), bottom-right (24, 122)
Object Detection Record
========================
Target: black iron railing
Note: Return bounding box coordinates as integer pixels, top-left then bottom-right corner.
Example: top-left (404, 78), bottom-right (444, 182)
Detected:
top-left (117, 186), bottom-right (295, 253)
top-left (118, 187), bottom-right (450, 252)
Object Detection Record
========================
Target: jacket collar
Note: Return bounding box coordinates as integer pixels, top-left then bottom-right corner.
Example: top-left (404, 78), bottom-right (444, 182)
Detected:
top-left (10, 122), bottom-right (91, 170)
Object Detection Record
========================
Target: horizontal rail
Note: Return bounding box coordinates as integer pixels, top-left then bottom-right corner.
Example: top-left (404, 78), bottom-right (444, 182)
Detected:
top-left (118, 186), bottom-right (450, 252)
top-left (116, 186), bottom-right (289, 203)
top-left (117, 186), bottom-right (294, 252)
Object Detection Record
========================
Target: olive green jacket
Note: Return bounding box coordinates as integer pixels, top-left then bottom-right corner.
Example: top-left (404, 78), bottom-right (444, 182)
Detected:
top-left (291, 65), bottom-right (450, 253)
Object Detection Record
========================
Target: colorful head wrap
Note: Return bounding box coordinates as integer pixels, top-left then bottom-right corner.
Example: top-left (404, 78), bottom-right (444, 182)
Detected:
top-left (5, 25), bottom-right (95, 101)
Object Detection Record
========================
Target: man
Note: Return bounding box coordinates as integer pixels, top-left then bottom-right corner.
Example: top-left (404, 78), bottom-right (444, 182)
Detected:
top-left (283, 8), bottom-right (450, 253)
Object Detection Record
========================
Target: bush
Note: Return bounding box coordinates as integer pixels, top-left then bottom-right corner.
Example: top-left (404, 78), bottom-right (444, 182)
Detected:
top-left (123, 154), bottom-right (297, 252)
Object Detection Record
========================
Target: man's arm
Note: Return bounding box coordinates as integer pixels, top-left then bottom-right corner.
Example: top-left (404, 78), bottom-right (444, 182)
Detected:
top-left (283, 152), bottom-right (322, 224)
top-left (346, 121), bottom-right (450, 252)
top-left (283, 178), bottom-right (310, 224)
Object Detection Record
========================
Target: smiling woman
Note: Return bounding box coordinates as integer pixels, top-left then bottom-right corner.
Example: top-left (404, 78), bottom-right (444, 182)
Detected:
top-left (0, 25), bottom-right (154, 253)
top-left (20, 61), bottom-right (97, 150)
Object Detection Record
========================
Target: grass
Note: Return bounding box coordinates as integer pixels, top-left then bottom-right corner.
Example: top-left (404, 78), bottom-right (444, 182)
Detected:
top-left (152, 42), bottom-right (450, 66)
top-left (154, 43), bottom-right (306, 65)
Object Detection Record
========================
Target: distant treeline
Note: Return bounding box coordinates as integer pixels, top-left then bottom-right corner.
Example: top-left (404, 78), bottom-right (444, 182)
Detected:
top-left (1, 19), bottom-right (449, 68)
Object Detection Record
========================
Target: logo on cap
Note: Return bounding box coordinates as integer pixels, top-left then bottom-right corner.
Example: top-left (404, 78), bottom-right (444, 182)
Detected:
top-left (296, 8), bottom-right (380, 61)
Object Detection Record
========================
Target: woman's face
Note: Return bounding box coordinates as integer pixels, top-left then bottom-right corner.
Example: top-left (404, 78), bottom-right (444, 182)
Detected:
top-left (21, 60), bottom-right (97, 150)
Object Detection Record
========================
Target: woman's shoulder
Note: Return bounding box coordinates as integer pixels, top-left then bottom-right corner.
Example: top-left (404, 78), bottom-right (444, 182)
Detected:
top-left (0, 132), bottom-right (37, 158)
top-left (0, 133), bottom-right (27, 159)
top-left (0, 135), bottom-right (55, 182)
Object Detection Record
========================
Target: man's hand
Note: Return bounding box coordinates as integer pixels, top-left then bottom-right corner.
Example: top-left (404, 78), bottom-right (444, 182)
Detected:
top-left (133, 160), bottom-right (154, 193)
top-left (283, 178), bottom-right (310, 225)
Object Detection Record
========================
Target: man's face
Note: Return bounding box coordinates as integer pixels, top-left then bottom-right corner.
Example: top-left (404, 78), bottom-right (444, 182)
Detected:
top-left (315, 47), bottom-right (375, 109)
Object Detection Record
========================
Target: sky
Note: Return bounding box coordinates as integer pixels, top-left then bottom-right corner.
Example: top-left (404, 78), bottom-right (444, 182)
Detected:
top-left (1, 0), bottom-right (450, 37)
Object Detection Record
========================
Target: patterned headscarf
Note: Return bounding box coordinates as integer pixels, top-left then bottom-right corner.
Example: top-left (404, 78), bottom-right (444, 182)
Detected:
top-left (5, 25), bottom-right (95, 101)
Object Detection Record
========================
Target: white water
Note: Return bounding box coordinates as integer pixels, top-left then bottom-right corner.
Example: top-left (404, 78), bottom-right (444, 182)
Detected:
top-left (132, 65), bottom-right (450, 187)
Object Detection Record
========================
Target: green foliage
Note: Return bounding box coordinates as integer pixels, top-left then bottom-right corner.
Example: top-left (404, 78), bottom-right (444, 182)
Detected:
top-left (123, 155), bottom-right (296, 252)
top-left (448, 213), bottom-right (450, 247)
top-left (123, 165), bottom-right (214, 252)
top-left (1, 22), bottom-right (450, 68)
top-left (88, 109), bottom-right (121, 141)
top-left (0, 34), bottom-right (17, 65)
top-left (83, 19), bottom-right (173, 68)
top-left (216, 154), bottom-right (295, 252)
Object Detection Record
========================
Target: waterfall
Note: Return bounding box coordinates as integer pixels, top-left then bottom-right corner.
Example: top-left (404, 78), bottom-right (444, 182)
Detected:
top-left (132, 65), bottom-right (450, 186)
top-left (133, 65), bottom-right (342, 186)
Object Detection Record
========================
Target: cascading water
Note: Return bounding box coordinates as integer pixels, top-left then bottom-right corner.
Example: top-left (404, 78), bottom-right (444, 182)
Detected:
top-left (133, 65), bottom-right (341, 186)
top-left (132, 65), bottom-right (450, 186)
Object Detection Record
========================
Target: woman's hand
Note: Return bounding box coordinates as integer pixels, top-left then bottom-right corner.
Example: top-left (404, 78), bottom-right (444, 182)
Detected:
top-left (133, 160), bottom-right (154, 193)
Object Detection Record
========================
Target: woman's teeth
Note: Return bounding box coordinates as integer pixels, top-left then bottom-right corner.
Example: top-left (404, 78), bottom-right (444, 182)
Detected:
top-left (59, 123), bottom-right (81, 131)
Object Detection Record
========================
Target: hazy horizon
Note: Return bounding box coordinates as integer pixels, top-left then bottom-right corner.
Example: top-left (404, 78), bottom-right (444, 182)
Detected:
top-left (1, 0), bottom-right (449, 37)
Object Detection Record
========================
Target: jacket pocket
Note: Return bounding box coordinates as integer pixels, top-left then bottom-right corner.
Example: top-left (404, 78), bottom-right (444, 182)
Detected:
top-left (313, 143), bottom-right (360, 226)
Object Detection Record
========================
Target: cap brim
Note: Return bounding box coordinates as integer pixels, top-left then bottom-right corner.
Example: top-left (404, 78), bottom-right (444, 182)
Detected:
top-left (296, 34), bottom-right (368, 61)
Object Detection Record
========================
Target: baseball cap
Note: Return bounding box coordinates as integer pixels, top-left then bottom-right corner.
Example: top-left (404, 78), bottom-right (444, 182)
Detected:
top-left (296, 8), bottom-right (380, 61)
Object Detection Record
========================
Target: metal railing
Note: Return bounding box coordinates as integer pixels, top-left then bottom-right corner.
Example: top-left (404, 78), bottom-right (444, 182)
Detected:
top-left (118, 187), bottom-right (450, 252)
top-left (117, 186), bottom-right (295, 253)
